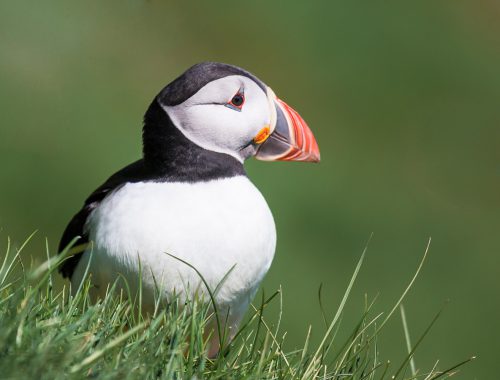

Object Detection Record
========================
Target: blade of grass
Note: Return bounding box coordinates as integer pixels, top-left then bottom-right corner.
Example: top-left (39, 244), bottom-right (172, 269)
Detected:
top-left (301, 239), bottom-right (368, 380)
top-left (400, 304), bottom-right (416, 377)
top-left (427, 356), bottom-right (476, 380)
top-left (374, 238), bottom-right (431, 337)
top-left (393, 306), bottom-right (445, 379)
top-left (70, 321), bottom-right (148, 373)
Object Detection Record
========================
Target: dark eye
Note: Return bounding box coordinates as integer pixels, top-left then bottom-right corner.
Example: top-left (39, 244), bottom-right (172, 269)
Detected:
top-left (231, 94), bottom-right (244, 107)
top-left (226, 90), bottom-right (245, 111)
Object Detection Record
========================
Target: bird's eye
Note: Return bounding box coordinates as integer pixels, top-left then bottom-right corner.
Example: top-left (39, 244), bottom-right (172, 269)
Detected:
top-left (231, 94), bottom-right (244, 107)
top-left (226, 90), bottom-right (245, 111)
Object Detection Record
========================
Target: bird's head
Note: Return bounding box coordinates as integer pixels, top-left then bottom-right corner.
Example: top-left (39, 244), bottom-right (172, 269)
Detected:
top-left (146, 62), bottom-right (320, 164)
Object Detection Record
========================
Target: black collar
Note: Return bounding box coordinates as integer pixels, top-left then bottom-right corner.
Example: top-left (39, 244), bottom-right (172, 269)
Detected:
top-left (142, 99), bottom-right (246, 182)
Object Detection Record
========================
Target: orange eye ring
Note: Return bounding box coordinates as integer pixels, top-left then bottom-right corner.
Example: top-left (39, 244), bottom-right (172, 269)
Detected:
top-left (226, 91), bottom-right (245, 111)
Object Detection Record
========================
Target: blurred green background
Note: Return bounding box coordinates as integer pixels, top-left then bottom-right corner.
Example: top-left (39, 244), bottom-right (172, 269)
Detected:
top-left (1, 0), bottom-right (499, 377)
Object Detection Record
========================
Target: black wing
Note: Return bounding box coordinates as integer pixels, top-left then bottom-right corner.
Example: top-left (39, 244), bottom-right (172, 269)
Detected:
top-left (58, 159), bottom-right (151, 279)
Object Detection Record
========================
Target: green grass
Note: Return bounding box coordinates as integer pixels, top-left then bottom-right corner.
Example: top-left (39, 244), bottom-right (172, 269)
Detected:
top-left (0, 235), bottom-right (474, 379)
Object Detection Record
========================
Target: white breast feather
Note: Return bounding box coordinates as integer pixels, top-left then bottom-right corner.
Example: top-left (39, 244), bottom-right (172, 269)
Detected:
top-left (71, 176), bottom-right (276, 329)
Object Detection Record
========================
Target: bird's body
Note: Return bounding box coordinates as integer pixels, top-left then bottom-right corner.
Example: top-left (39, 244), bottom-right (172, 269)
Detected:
top-left (59, 62), bottom-right (319, 353)
top-left (72, 175), bottom-right (276, 328)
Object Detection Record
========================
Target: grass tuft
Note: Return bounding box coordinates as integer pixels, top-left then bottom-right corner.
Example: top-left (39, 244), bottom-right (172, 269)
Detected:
top-left (0, 235), bottom-right (474, 379)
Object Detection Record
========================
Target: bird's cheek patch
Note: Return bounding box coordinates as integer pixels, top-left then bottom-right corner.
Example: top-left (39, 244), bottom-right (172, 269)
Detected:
top-left (253, 125), bottom-right (271, 144)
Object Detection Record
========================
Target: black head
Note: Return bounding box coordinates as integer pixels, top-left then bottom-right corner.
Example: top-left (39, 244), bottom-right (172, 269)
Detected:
top-left (157, 62), bottom-right (267, 107)
top-left (142, 61), bottom-right (320, 181)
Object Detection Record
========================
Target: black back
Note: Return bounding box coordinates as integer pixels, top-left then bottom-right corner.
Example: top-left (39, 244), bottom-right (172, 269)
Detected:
top-left (58, 159), bottom-right (151, 278)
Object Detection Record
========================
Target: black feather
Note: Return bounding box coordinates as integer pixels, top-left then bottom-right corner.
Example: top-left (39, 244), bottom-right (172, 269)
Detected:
top-left (158, 62), bottom-right (267, 106)
top-left (58, 160), bottom-right (151, 278)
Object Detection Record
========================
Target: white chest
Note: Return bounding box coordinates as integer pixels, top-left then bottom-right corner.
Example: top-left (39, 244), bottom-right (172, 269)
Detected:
top-left (73, 176), bottom-right (276, 316)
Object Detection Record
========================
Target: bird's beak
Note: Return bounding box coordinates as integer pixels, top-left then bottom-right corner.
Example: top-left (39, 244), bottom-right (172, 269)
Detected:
top-left (254, 87), bottom-right (320, 162)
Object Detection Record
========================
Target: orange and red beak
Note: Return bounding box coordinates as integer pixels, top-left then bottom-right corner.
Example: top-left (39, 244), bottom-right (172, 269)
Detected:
top-left (255, 88), bottom-right (320, 162)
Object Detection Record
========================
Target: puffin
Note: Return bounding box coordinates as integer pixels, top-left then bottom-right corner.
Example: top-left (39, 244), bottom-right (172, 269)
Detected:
top-left (58, 62), bottom-right (320, 354)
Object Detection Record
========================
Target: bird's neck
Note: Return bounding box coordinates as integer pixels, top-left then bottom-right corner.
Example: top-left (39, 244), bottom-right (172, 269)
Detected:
top-left (142, 99), bottom-right (246, 182)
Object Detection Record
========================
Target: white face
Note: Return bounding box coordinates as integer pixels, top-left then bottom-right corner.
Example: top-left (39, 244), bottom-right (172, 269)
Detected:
top-left (162, 75), bottom-right (272, 162)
